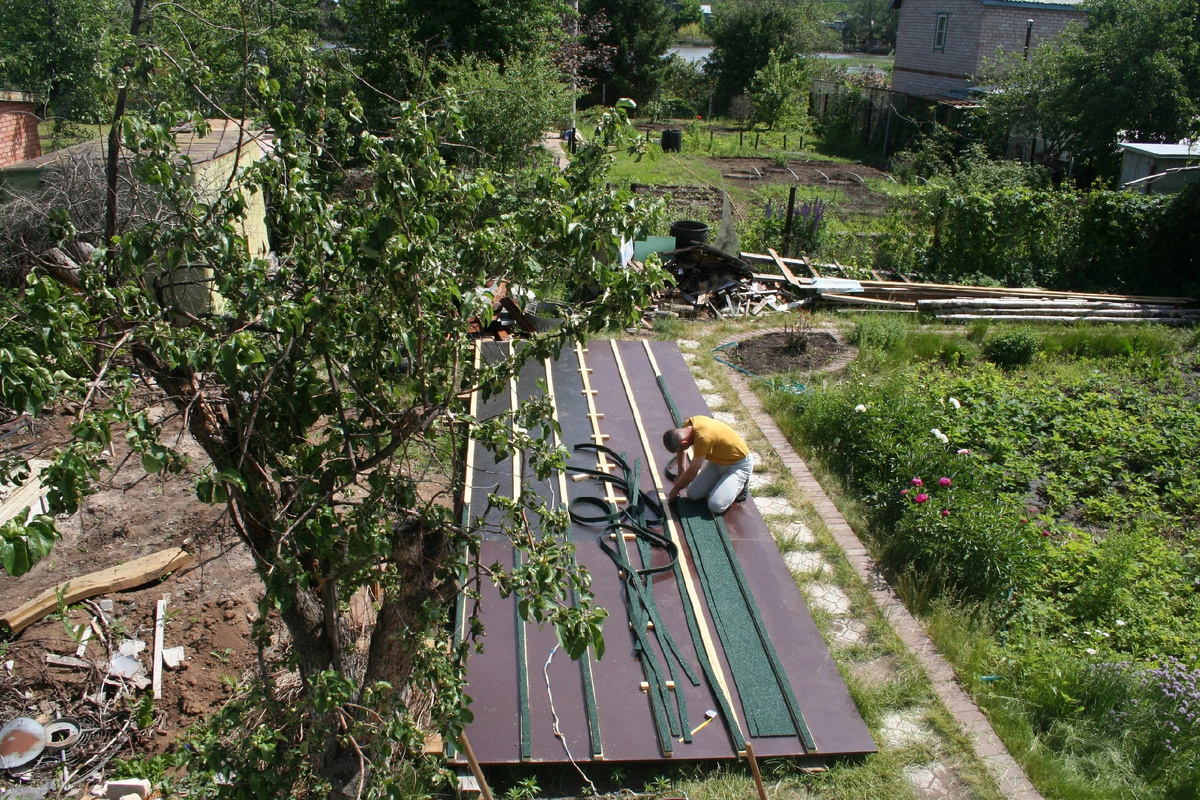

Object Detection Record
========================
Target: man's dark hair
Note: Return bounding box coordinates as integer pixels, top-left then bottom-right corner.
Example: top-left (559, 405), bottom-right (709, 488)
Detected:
top-left (663, 427), bottom-right (687, 453)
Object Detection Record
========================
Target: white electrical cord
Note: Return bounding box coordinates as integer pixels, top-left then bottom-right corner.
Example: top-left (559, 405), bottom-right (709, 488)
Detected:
top-left (543, 645), bottom-right (598, 795)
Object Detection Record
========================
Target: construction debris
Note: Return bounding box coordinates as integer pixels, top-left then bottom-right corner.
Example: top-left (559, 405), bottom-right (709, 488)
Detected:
top-left (646, 250), bottom-right (1200, 324)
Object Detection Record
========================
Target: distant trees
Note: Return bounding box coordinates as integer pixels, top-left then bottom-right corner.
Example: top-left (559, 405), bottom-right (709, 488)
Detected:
top-left (705, 0), bottom-right (833, 114)
top-left (579, 0), bottom-right (675, 105)
top-left (748, 50), bottom-right (811, 130)
top-left (983, 0), bottom-right (1200, 181)
top-left (0, 0), bottom-right (120, 121)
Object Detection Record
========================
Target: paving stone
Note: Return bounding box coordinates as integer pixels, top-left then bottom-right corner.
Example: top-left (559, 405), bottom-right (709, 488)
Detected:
top-left (753, 496), bottom-right (795, 517)
top-left (748, 472), bottom-right (774, 490)
top-left (749, 451), bottom-right (764, 468)
top-left (712, 411), bottom-right (739, 426)
top-left (905, 763), bottom-right (972, 800)
top-left (828, 618), bottom-right (869, 647)
top-left (879, 710), bottom-right (933, 749)
top-left (784, 550), bottom-right (830, 575)
top-left (679, 339), bottom-right (700, 350)
top-left (805, 582), bottom-right (852, 615)
top-left (701, 392), bottom-right (727, 410)
top-left (694, 377), bottom-right (715, 391)
top-left (681, 352), bottom-right (697, 364)
top-left (849, 657), bottom-right (896, 690)
top-left (778, 520), bottom-right (815, 544)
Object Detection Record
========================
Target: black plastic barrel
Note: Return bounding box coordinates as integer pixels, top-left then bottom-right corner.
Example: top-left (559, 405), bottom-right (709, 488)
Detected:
top-left (670, 220), bottom-right (709, 248)
top-left (661, 129), bottom-right (683, 152)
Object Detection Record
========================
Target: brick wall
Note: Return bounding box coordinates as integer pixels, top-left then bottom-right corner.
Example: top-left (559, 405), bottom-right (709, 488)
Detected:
top-left (0, 101), bottom-right (42, 169)
top-left (892, 0), bottom-right (1085, 99)
top-left (976, 7), bottom-right (1085, 61)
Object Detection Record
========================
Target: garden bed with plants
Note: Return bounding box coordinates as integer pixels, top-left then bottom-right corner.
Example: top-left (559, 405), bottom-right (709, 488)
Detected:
top-left (761, 317), bottom-right (1200, 800)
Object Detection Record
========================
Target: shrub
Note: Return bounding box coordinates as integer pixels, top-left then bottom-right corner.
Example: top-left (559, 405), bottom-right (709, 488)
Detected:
top-left (887, 476), bottom-right (1039, 599)
top-left (848, 314), bottom-right (908, 351)
top-left (983, 328), bottom-right (1042, 368)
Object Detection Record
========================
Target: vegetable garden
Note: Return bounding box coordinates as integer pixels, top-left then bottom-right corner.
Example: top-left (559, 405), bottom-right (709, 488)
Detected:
top-left (763, 319), bottom-right (1200, 799)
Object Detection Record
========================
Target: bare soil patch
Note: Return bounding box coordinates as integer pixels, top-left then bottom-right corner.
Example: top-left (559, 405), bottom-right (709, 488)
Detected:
top-left (0, 395), bottom-right (261, 791)
top-left (727, 331), bottom-right (849, 375)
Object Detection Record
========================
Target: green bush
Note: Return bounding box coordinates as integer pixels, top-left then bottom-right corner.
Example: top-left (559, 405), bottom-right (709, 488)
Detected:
top-left (443, 54), bottom-right (571, 167)
top-left (983, 328), bottom-right (1043, 368)
top-left (848, 314), bottom-right (908, 351)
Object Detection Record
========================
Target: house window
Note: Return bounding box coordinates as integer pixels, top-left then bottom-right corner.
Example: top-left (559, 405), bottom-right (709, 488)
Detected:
top-left (934, 13), bottom-right (948, 50)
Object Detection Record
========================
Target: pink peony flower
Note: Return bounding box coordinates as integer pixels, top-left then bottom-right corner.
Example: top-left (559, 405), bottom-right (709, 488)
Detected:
top-left (911, 477), bottom-right (924, 487)
top-left (938, 477), bottom-right (952, 487)
top-left (1021, 518), bottom-right (1028, 524)
top-left (1041, 530), bottom-right (1051, 537)
top-left (940, 509), bottom-right (950, 517)
top-left (914, 493), bottom-right (929, 504)
top-left (901, 489), bottom-right (909, 495)
top-left (956, 449), bottom-right (971, 455)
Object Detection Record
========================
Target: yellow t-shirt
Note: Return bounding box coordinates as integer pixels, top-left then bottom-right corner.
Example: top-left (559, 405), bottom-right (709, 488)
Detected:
top-left (686, 415), bottom-right (749, 466)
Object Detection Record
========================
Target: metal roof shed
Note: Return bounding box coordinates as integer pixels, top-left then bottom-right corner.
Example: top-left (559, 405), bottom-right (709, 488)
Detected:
top-left (1119, 141), bottom-right (1200, 194)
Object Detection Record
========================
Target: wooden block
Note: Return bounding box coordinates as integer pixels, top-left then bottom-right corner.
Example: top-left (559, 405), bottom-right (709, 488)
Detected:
top-left (1, 548), bottom-right (191, 637)
top-left (423, 732), bottom-right (443, 756)
top-left (640, 680), bottom-right (676, 691)
top-left (152, 596), bottom-right (167, 700)
top-left (46, 653), bottom-right (92, 669)
top-left (457, 775), bottom-right (481, 799)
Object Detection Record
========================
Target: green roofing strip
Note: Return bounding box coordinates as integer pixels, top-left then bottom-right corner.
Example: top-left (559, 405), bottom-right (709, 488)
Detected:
top-left (656, 368), bottom-right (815, 748)
top-left (514, 544), bottom-right (532, 760)
top-left (676, 499), bottom-right (815, 747)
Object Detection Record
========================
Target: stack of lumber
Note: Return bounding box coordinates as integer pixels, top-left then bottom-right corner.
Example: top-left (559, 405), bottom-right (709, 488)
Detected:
top-left (919, 297), bottom-right (1200, 325)
top-left (737, 251), bottom-right (1198, 323)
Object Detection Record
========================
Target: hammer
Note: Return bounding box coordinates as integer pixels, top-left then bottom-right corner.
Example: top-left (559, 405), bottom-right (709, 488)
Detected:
top-left (679, 709), bottom-right (718, 742)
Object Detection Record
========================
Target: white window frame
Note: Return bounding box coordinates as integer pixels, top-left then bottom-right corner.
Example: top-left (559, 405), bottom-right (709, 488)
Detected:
top-left (934, 13), bottom-right (949, 50)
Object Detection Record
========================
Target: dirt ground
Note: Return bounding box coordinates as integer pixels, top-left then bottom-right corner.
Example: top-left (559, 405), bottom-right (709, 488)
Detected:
top-left (726, 330), bottom-right (848, 375)
top-left (630, 155), bottom-right (892, 226)
top-left (0, 396), bottom-right (261, 793)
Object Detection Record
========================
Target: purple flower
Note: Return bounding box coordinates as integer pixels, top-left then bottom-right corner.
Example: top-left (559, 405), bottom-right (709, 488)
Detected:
top-left (911, 477), bottom-right (924, 487)
top-left (914, 493), bottom-right (929, 504)
top-left (938, 477), bottom-right (952, 487)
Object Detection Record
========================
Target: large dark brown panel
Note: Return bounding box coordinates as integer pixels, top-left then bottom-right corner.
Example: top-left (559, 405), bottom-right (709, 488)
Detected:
top-left (458, 341), bottom-right (876, 764)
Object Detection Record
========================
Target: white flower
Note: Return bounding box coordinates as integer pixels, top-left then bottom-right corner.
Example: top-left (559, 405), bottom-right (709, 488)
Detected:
top-left (854, 404), bottom-right (867, 413)
top-left (949, 397), bottom-right (961, 409)
top-left (956, 448), bottom-right (971, 455)
top-left (931, 428), bottom-right (949, 444)
top-left (1098, 631), bottom-right (1110, 638)
top-left (1116, 619), bottom-right (1126, 627)
top-left (1086, 648), bottom-right (1097, 655)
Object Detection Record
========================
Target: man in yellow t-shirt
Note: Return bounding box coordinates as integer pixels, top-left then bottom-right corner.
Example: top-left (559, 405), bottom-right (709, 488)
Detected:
top-left (662, 415), bottom-right (753, 514)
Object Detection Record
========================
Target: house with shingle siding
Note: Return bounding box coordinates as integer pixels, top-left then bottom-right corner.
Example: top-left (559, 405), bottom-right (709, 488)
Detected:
top-left (0, 91), bottom-right (41, 169)
top-left (889, 0), bottom-right (1086, 101)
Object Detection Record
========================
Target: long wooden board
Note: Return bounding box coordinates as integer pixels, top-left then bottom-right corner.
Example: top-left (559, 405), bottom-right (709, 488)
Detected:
top-left (1, 548), bottom-right (191, 637)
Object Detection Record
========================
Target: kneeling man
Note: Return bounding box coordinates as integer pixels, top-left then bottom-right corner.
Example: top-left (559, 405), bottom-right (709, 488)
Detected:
top-left (663, 415), bottom-right (752, 514)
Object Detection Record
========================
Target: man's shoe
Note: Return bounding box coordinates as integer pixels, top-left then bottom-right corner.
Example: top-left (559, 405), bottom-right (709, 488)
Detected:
top-left (735, 483), bottom-right (749, 504)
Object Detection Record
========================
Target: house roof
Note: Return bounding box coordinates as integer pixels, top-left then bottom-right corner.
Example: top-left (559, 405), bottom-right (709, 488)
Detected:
top-left (891, 0), bottom-right (1084, 8)
top-left (0, 119), bottom-right (269, 174)
top-left (1119, 141), bottom-right (1200, 160)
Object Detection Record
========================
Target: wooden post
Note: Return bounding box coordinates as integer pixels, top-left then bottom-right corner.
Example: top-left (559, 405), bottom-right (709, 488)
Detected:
top-left (745, 742), bottom-right (769, 800)
top-left (754, 133), bottom-right (760, 150)
top-left (783, 134), bottom-right (787, 151)
top-left (458, 733), bottom-right (495, 800)
top-left (780, 186), bottom-right (797, 258)
top-left (739, 130), bottom-right (744, 148)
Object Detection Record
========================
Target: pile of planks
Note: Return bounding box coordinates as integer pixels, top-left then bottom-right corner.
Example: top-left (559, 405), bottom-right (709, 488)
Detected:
top-left (736, 251), bottom-right (1199, 324)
